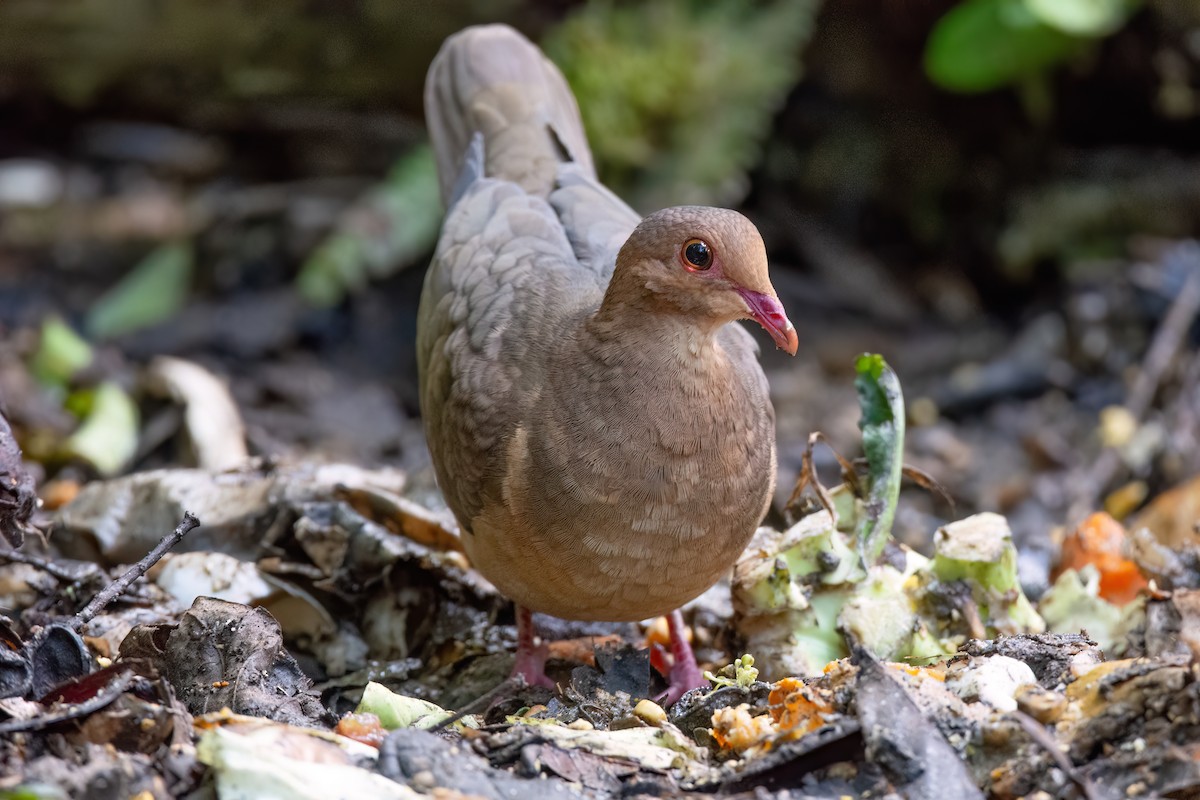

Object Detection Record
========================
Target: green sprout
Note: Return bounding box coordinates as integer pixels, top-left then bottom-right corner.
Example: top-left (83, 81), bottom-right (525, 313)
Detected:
top-left (704, 653), bottom-right (760, 689)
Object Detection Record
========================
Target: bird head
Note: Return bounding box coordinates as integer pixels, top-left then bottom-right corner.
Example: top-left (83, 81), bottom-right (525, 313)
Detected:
top-left (615, 206), bottom-right (798, 355)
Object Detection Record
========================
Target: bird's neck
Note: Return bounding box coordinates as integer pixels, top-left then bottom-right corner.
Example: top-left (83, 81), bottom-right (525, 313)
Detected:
top-left (589, 266), bottom-right (725, 361)
top-left (585, 310), bottom-right (728, 379)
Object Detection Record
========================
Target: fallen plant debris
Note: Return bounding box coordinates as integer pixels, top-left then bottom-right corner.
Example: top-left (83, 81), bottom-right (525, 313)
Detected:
top-left (71, 511), bottom-right (199, 629)
top-left (1, 349), bottom-right (1195, 798)
top-left (2, 6), bottom-right (1200, 795)
top-left (0, 511), bottom-right (200, 712)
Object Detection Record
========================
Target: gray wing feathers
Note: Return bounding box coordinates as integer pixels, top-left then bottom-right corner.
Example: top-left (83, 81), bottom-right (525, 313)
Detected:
top-left (550, 163), bottom-right (641, 279)
top-left (420, 24), bottom-right (629, 528)
top-left (446, 133), bottom-right (485, 212)
top-left (418, 178), bottom-right (602, 526)
top-left (424, 24), bottom-right (595, 204)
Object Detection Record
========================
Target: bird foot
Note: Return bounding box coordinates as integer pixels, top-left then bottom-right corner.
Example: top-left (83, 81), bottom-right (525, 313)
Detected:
top-left (657, 653), bottom-right (707, 707)
top-left (511, 641), bottom-right (556, 690)
top-left (653, 609), bottom-right (709, 707)
top-left (513, 604), bottom-right (555, 690)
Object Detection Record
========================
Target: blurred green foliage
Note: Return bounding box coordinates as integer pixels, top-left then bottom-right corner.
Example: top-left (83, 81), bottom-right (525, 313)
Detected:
top-left (30, 317), bottom-right (94, 388)
top-left (925, 0), bottom-right (1141, 93)
top-left (27, 318), bottom-right (139, 477)
top-left (294, 1), bottom-right (818, 301)
top-left (86, 243), bottom-right (193, 340)
top-left (297, 146), bottom-right (442, 307)
top-left (998, 157), bottom-right (1200, 278)
top-left (63, 381), bottom-right (140, 477)
top-left (1025, 0), bottom-right (1139, 36)
top-left (545, 0), bottom-right (817, 211)
top-left (0, 0), bottom-right (506, 108)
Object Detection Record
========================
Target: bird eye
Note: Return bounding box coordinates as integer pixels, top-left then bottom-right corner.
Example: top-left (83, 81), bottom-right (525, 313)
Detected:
top-left (682, 239), bottom-right (713, 270)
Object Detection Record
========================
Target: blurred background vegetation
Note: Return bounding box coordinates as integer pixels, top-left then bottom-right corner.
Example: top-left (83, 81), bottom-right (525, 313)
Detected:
top-left (5, 0), bottom-right (1196, 315)
top-left (2, 0), bottom-right (1196, 294)
top-left (2, 0), bottom-right (1199, 562)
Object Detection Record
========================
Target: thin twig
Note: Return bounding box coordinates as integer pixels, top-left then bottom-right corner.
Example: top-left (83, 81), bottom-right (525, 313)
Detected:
top-left (0, 547), bottom-right (95, 583)
top-left (1011, 710), bottom-right (1103, 800)
top-left (1127, 270), bottom-right (1200, 420)
top-left (0, 669), bottom-right (134, 735)
top-left (1165, 347), bottom-right (1200, 478)
top-left (1070, 269), bottom-right (1200, 524)
top-left (899, 464), bottom-right (957, 511)
top-left (429, 675), bottom-right (522, 732)
top-left (72, 511), bottom-right (200, 629)
top-left (784, 432), bottom-right (843, 526)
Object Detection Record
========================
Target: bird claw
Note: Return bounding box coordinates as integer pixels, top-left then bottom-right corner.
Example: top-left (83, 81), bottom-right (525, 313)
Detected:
top-left (512, 605), bottom-right (556, 690)
top-left (657, 655), bottom-right (707, 707)
top-left (512, 637), bottom-right (555, 689)
top-left (652, 610), bottom-right (708, 707)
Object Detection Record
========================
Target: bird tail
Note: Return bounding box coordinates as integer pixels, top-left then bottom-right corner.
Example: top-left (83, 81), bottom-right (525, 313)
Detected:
top-left (424, 24), bottom-right (595, 206)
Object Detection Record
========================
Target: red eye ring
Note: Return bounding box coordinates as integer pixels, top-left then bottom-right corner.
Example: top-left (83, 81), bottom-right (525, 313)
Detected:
top-left (682, 239), bottom-right (713, 270)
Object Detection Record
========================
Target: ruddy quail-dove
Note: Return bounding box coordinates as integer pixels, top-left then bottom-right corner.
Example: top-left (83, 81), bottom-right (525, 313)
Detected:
top-left (418, 24), bottom-right (797, 704)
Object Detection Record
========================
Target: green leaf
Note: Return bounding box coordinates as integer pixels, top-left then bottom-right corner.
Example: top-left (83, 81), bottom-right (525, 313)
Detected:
top-left (0, 786), bottom-right (68, 800)
top-left (29, 316), bottom-right (94, 387)
top-left (86, 242), bottom-right (193, 339)
top-left (297, 145), bottom-right (442, 306)
top-left (1024, 0), bottom-right (1140, 36)
top-left (63, 381), bottom-right (139, 476)
top-left (355, 681), bottom-right (451, 730)
top-left (924, 0), bottom-right (1084, 93)
top-left (853, 354), bottom-right (904, 565)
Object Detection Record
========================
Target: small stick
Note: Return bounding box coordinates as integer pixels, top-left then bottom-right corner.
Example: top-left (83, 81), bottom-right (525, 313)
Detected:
top-left (1011, 710), bottom-right (1102, 800)
top-left (1070, 269), bottom-right (1200, 524)
top-left (0, 669), bottom-right (134, 735)
top-left (72, 511), bottom-right (200, 629)
top-left (0, 548), bottom-right (93, 583)
top-left (1126, 269), bottom-right (1200, 421)
top-left (784, 432), bottom-right (843, 526)
top-left (1167, 349), bottom-right (1200, 476)
top-left (429, 675), bottom-right (522, 732)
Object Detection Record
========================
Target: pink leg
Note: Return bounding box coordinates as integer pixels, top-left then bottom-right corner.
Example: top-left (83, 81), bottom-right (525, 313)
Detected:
top-left (512, 605), bottom-right (555, 689)
top-left (659, 609), bottom-right (707, 706)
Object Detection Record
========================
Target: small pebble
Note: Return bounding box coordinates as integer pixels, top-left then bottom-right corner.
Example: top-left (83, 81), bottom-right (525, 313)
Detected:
top-left (410, 770), bottom-right (436, 791)
top-left (633, 699), bottom-right (666, 726)
top-left (946, 654), bottom-right (1036, 712)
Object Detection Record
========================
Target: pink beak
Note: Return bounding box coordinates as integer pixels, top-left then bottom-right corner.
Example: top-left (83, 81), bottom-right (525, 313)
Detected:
top-left (737, 288), bottom-right (798, 356)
